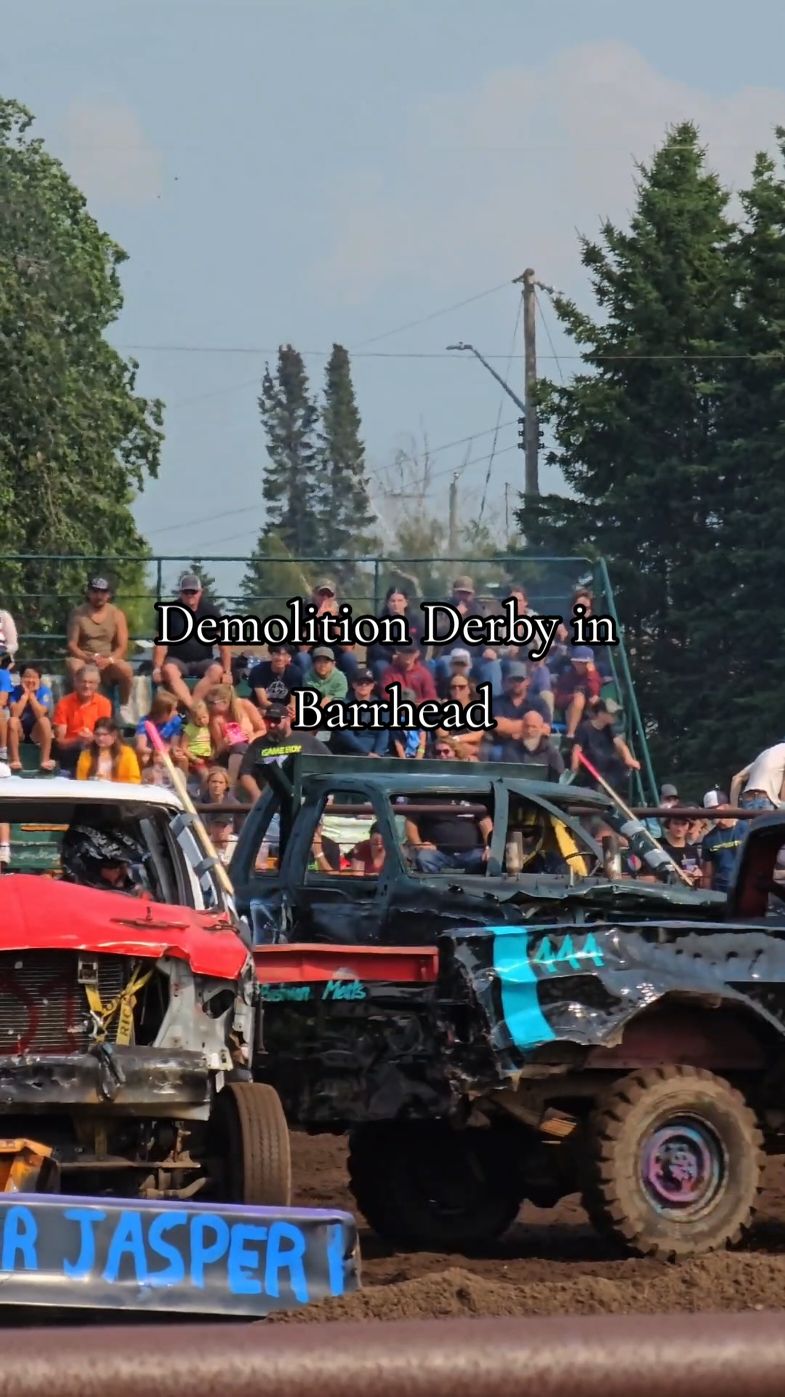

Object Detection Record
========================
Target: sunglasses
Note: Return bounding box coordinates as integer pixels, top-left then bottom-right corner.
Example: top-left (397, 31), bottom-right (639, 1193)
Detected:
top-left (181, 588), bottom-right (199, 595)
top-left (435, 747), bottom-right (453, 756)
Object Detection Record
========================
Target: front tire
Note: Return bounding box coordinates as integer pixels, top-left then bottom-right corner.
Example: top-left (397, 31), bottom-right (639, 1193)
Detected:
top-left (348, 1122), bottom-right (521, 1248)
top-left (212, 1082), bottom-right (292, 1207)
top-left (582, 1066), bottom-right (764, 1259)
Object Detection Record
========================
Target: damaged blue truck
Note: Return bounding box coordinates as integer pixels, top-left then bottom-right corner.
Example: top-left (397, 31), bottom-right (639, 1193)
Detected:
top-left (231, 755), bottom-right (785, 1262)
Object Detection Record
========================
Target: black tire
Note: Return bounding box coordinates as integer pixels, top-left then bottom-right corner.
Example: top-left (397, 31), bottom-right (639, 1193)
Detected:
top-left (348, 1123), bottom-right (521, 1248)
top-left (212, 1082), bottom-right (292, 1207)
top-left (582, 1066), bottom-right (764, 1259)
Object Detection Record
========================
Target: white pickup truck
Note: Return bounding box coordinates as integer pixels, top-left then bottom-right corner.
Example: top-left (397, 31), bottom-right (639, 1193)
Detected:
top-left (0, 776), bottom-right (232, 915)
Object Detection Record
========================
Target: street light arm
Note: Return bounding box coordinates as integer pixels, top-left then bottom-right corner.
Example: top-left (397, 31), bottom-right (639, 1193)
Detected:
top-left (446, 342), bottom-right (526, 414)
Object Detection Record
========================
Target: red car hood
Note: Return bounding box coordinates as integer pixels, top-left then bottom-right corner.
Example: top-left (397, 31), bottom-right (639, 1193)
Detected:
top-left (0, 875), bottom-right (247, 980)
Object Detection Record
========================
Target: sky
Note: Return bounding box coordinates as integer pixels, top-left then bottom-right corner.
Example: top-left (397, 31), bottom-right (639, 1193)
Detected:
top-left (4, 0), bottom-right (785, 590)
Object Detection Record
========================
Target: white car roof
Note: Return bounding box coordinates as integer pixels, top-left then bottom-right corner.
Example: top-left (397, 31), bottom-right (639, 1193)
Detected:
top-left (0, 777), bottom-right (185, 809)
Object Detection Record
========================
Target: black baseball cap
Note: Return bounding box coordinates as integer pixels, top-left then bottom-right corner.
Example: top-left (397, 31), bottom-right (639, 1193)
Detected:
top-left (266, 703), bottom-right (288, 722)
top-left (354, 669), bottom-right (374, 683)
top-left (88, 576), bottom-right (110, 592)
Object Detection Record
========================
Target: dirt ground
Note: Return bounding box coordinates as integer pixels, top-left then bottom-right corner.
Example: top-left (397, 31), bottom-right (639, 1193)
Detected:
top-left (270, 1132), bottom-right (785, 1322)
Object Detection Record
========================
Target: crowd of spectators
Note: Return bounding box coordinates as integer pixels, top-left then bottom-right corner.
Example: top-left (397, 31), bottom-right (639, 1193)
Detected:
top-left (0, 568), bottom-right (781, 893)
top-left (0, 570), bottom-right (641, 800)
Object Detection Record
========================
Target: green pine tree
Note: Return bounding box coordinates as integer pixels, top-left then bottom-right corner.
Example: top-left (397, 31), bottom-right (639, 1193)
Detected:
top-left (710, 131), bottom-right (785, 763)
top-left (317, 344), bottom-right (379, 590)
top-left (242, 346), bottom-right (321, 606)
top-left (519, 122), bottom-right (737, 783)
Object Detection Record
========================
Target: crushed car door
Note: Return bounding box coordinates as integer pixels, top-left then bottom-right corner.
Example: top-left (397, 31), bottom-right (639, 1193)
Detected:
top-left (504, 780), bottom-right (603, 878)
top-left (280, 785), bottom-right (393, 945)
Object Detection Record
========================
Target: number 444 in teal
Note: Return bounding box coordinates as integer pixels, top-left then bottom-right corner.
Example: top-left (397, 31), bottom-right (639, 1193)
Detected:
top-left (530, 932), bottom-right (605, 974)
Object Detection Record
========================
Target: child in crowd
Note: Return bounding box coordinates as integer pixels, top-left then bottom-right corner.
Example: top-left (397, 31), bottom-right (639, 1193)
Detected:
top-left (76, 717), bottom-right (141, 783)
top-left (181, 700), bottom-right (214, 777)
top-left (135, 690), bottom-right (186, 772)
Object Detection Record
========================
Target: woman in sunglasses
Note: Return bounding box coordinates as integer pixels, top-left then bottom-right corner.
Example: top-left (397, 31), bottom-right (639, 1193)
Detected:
top-left (437, 676), bottom-right (484, 754)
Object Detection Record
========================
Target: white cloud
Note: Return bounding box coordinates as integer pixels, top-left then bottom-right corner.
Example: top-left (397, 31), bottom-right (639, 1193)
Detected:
top-left (61, 100), bottom-right (164, 206)
top-left (313, 40), bottom-right (785, 301)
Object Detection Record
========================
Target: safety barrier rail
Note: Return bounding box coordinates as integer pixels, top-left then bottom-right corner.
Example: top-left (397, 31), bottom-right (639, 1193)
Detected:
top-left (2, 1312), bottom-right (785, 1396)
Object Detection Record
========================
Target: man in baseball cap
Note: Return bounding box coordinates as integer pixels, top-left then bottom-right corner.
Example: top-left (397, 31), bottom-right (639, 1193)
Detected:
top-left (553, 645), bottom-right (602, 739)
top-left (66, 575), bottom-right (135, 723)
top-left (700, 789), bottom-right (743, 894)
top-left (304, 645), bottom-right (348, 707)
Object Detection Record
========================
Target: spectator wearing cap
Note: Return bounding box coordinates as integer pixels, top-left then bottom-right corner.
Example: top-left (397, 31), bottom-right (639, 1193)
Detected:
top-left (366, 587), bottom-right (425, 682)
top-left (485, 663), bottom-right (551, 761)
top-left (249, 644), bottom-right (301, 714)
top-left (436, 647), bottom-right (473, 698)
top-left (379, 643), bottom-right (437, 705)
top-left (700, 790), bottom-right (743, 894)
top-left (290, 578), bottom-right (340, 676)
top-left (303, 647), bottom-right (349, 706)
top-left (554, 646), bottom-right (602, 739)
top-left (66, 578), bottom-right (135, 723)
top-left (571, 697), bottom-right (640, 790)
top-left (151, 573), bottom-right (231, 711)
top-left (660, 783), bottom-right (680, 809)
top-left (237, 704), bottom-right (329, 804)
top-left (331, 669), bottom-right (390, 756)
top-left (431, 575), bottom-right (488, 689)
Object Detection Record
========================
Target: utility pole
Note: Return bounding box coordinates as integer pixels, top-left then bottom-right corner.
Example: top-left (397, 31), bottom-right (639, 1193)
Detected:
top-left (448, 472), bottom-right (459, 555)
top-left (518, 268), bottom-right (539, 497)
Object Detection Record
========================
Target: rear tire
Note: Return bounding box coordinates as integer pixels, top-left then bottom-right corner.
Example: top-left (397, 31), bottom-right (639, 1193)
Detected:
top-left (582, 1066), bottom-right (763, 1259)
top-left (348, 1122), bottom-right (521, 1248)
top-left (212, 1082), bottom-right (292, 1207)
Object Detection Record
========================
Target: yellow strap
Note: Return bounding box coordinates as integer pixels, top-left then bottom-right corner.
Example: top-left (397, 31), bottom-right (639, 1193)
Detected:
top-left (552, 819), bottom-right (589, 878)
top-left (85, 964), bottom-right (154, 1045)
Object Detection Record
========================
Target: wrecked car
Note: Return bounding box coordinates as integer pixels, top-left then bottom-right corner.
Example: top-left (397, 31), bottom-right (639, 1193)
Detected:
top-left (235, 757), bottom-right (785, 1260)
top-left (0, 776), bottom-right (232, 913)
top-left (230, 755), bottom-right (722, 948)
top-left (0, 872), bottom-right (361, 1318)
top-left (0, 872), bottom-right (289, 1204)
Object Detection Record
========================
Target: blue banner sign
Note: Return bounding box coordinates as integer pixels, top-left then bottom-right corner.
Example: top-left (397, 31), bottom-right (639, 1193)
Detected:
top-left (0, 1194), bottom-right (359, 1317)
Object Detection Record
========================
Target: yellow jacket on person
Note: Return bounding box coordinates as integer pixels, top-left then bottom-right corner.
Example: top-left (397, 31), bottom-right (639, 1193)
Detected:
top-left (76, 746), bottom-right (142, 783)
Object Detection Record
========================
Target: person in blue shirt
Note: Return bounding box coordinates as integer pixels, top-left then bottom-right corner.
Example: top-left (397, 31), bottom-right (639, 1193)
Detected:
top-left (0, 654), bottom-right (14, 760)
top-left (700, 790), bottom-right (744, 895)
top-left (7, 662), bottom-right (55, 770)
top-left (330, 671), bottom-right (390, 757)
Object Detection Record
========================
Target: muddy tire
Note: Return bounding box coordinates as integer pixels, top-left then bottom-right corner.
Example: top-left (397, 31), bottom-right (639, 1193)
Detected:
top-left (348, 1123), bottom-right (521, 1248)
top-left (213, 1082), bottom-right (292, 1207)
top-left (582, 1066), bottom-right (764, 1259)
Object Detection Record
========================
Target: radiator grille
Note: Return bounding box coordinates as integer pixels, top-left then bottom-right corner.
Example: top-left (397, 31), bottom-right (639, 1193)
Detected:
top-left (0, 952), bottom-right (128, 1055)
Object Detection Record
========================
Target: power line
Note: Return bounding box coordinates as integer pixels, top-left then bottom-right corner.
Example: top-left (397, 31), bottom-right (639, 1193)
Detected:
top-left (119, 343), bottom-right (777, 361)
top-left (479, 298), bottom-right (522, 523)
top-left (146, 418), bottom-right (518, 537)
top-left (351, 279), bottom-right (512, 349)
top-left (535, 289), bottom-right (565, 384)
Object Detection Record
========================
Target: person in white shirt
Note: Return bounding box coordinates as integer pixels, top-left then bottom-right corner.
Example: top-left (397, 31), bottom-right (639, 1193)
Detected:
top-left (730, 742), bottom-right (785, 812)
top-left (0, 609), bottom-right (18, 659)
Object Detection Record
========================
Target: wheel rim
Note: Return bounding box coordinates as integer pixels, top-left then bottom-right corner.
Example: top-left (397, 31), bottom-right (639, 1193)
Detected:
top-left (640, 1114), bottom-right (726, 1219)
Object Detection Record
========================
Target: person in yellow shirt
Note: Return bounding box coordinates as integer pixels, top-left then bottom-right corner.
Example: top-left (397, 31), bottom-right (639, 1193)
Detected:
top-left (76, 717), bottom-right (141, 783)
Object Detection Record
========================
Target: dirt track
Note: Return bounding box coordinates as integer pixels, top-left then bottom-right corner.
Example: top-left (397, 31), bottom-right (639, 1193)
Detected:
top-left (272, 1133), bottom-right (785, 1322)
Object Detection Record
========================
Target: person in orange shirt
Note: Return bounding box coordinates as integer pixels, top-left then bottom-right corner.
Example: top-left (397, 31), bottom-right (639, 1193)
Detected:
top-left (53, 664), bottom-right (112, 776)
